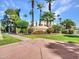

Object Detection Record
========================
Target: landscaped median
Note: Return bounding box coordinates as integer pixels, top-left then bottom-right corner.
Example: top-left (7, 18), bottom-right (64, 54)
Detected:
top-left (0, 34), bottom-right (21, 46)
top-left (26, 34), bottom-right (79, 43)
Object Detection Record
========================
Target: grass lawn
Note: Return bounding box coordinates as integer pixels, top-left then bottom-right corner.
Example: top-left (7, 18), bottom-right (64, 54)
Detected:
top-left (0, 34), bottom-right (21, 46)
top-left (26, 34), bottom-right (79, 43)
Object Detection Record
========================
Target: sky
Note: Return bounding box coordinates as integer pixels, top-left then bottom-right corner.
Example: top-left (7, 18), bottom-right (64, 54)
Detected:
top-left (0, 0), bottom-right (79, 27)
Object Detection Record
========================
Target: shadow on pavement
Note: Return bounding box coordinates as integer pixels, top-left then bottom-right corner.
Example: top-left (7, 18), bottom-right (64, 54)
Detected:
top-left (45, 42), bottom-right (79, 59)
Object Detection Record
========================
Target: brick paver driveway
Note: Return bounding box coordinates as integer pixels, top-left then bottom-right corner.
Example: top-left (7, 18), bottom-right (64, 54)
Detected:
top-left (0, 35), bottom-right (79, 59)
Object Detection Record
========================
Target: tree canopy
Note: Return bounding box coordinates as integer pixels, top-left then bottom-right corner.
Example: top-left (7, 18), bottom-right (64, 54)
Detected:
top-left (16, 20), bottom-right (29, 29)
top-left (61, 19), bottom-right (76, 29)
top-left (41, 12), bottom-right (55, 21)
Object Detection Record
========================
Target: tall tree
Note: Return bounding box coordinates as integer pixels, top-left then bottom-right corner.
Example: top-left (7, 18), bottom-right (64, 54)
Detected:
top-left (5, 8), bottom-right (21, 33)
top-left (41, 12), bottom-right (55, 27)
top-left (37, 2), bottom-right (43, 25)
top-left (45, 0), bottom-right (55, 12)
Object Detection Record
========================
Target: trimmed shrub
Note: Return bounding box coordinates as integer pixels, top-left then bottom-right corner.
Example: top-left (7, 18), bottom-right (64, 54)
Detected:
top-left (52, 25), bottom-right (60, 33)
top-left (62, 29), bottom-right (68, 34)
top-left (62, 29), bottom-right (74, 34)
top-left (28, 27), bottom-right (34, 34)
top-left (68, 30), bottom-right (74, 34)
top-left (46, 28), bottom-right (53, 34)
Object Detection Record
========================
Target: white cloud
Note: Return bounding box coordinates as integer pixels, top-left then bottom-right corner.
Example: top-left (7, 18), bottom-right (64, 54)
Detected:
top-left (55, 0), bottom-right (74, 15)
top-left (43, 0), bottom-right (73, 14)
top-left (55, 4), bottom-right (72, 15)
top-left (59, 0), bottom-right (72, 5)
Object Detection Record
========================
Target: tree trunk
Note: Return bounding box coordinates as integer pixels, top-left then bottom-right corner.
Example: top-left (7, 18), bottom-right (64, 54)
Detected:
top-left (49, 2), bottom-right (51, 13)
top-left (31, 0), bottom-right (34, 26)
top-left (50, 21), bottom-right (51, 26)
top-left (39, 8), bottom-right (42, 26)
top-left (47, 18), bottom-right (49, 27)
top-left (13, 23), bottom-right (16, 33)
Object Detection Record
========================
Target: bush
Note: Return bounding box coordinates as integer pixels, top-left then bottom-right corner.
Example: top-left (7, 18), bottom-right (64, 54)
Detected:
top-left (68, 30), bottom-right (74, 34)
top-left (16, 20), bottom-right (29, 33)
top-left (62, 29), bottom-right (68, 34)
top-left (32, 31), bottom-right (46, 34)
top-left (52, 25), bottom-right (60, 33)
top-left (28, 27), bottom-right (34, 34)
top-left (68, 41), bottom-right (75, 43)
top-left (46, 28), bottom-right (53, 34)
top-left (16, 20), bottom-right (29, 28)
top-left (62, 29), bottom-right (74, 34)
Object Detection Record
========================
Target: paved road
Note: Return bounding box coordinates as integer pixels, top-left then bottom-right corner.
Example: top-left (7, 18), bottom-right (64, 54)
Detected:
top-left (0, 35), bottom-right (79, 59)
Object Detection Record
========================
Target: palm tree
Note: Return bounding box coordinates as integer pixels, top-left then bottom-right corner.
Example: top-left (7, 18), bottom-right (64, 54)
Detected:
top-left (15, 9), bottom-right (20, 17)
top-left (5, 9), bottom-right (20, 33)
top-left (23, 14), bottom-right (27, 20)
top-left (41, 12), bottom-right (55, 27)
top-left (45, 0), bottom-right (55, 12)
top-left (61, 19), bottom-right (75, 29)
top-left (37, 2), bottom-right (43, 25)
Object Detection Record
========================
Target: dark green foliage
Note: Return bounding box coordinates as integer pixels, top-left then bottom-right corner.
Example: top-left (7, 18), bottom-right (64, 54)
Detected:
top-left (28, 27), bottom-right (34, 34)
top-left (61, 29), bottom-right (74, 34)
top-left (5, 9), bottom-right (17, 15)
top-left (61, 19), bottom-right (75, 29)
top-left (24, 14), bottom-right (27, 17)
top-left (68, 30), bottom-right (74, 34)
top-left (45, 0), bottom-right (55, 2)
top-left (64, 34), bottom-right (79, 38)
top-left (62, 29), bottom-right (68, 34)
top-left (52, 25), bottom-right (60, 33)
top-left (41, 12), bottom-right (55, 26)
top-left (1, 8), bottom-right (21, 33)
top-left (41, 12), bottom-right (54, 20)
top-left (16, 20), bottom-right (29, 28)
top-left (16, 20), bottom-right (29, 33)
top-left (46, 28), bottom-right (53, 34)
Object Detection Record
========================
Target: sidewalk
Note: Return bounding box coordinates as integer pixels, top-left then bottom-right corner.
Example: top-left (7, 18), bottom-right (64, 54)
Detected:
top-left (9, 34), bottom-right (31, 41)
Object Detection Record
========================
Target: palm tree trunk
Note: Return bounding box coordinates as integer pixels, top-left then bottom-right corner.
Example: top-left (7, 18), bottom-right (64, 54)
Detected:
top-left (31, 8), bottom-right (34, 26)
top-left (31, 0), bottom-right (34, 26)
top-left (39, 8), bottom-right (42, 26)
top-left (49, 2), bottom-right (51, 12)
top-left (50, 21), bottom-right (51, 26)
top-left (47, 18), bottom-right (49, 27)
